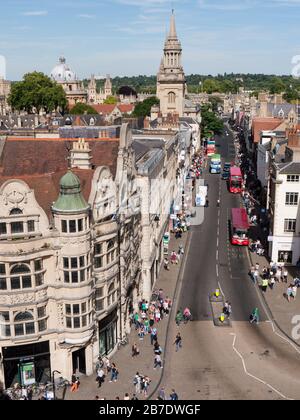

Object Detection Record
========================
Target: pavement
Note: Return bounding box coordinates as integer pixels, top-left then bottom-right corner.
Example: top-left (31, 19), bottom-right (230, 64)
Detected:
top-left (63, 231), bottom-right (190, 401)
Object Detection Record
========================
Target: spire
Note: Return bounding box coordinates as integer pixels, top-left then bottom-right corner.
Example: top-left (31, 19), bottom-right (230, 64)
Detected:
top-left (169, 9), bottom-right (177, 39)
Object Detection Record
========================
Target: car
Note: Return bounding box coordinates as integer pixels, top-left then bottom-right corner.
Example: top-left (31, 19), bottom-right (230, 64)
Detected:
top-left (223, 163), bottom-right (231, 172)
top-left (221, 172), bottom-right (230, 180)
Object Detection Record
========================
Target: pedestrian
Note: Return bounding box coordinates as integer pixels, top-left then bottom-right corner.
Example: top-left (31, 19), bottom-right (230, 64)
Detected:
top-left (95, 395), bottom-right (99, 400)
top-left (292, 285), bottom-right (297, 300)
top-left (131, 394), bottom-right (139, 400)
top-left (150, 327), bottom-right (158, 345)
top-left (170, 389), bottom-right (179, 400)
top-left (132, 343), bottom-right (139, 357)
top-left (158, 387), bottom-right (166, 400)
top-left (269, 277), bottom-right (275, 290)
top-left (249, 308), bottom-right (259, 324)
top-left (283, 269), bottom-right (288, 283)
top-left (124, 393), bottom-right (130, 400)
top-left (143, 376), bottom-right (151, 397)
top-left (255, 262), bottom-right (259, 271)
top-left (154, 342), bottom-right (162, 355)
top-left (171, 251), bottom-right (178, 264)
top-left (261, 278), bottom-right (268, 293)
top-left (110, 363), bottom-right (118, 382)
top-left (253, 269), bottom-right (259, 284)
top-left (164, 257), bottom-right (170, 271)
top-left (133, 372), bottom-right (141, 394)
top-left (174, 332), bottom-right (182, 352)
top-left (175, 309), bottom-right (183, 326)
top-left (154, 354), bottom-right (163, 369)
top-left (96, 368), bottom-right (105, 388)
top-left (178, 244), bottom-right (184, 256)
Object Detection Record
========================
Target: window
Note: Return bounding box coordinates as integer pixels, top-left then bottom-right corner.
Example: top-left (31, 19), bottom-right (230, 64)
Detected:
top-left (0, 311), bottom-right (10, 337)
top-left (78, 219), bottom-right (83, 232)
top-left (27, 220), bottom-right (35, 232)
top-left (107, 240), bottom-right (117, 265)
top-left (11, 222), bottom-right (23, 234)
top-left (287, 175), bottom-right (300, 182)
top-left (96, 287), bottom-right (105, 311)
top-left (0, 223), bottom-right (7, 235)
top-left (168, 92), bottom-right (176, 104)
top-left (65, 302), bottom-right (91, 329)
top-left (94, 243), bottom-right (104, 269)
top-left (284, 219), bottom-right (296, 233)
top-left (10, 264), bottom-right (32, 290)
top-left (69, 220), bottom-right (76, 233)
top-left (34, 260), bottom-right (42, 272)
top-left (10, 208), bottom-right (23, 215)
top-left (63, 256), bottom-right (88, 283)
top-left (0, 278), bottom-right (6, 290)
top-left (62, 220), bottom-right (67, 233)
top-left (14, 311), bottom-right (35, 336)
top-left (278, 250), bottom-right (292, 264)
top-left (0, 264), bottom-right (5, 275)
top-left (285, 192), bottom-right (299, 206)
top-left (37, 306), bottom-right (46, 318)
top-left (108, 282), bottom-right (117, 307)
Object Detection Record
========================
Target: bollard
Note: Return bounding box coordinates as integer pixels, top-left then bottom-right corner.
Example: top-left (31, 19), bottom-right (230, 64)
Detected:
top-left (219, 313), bottom-right (225, 323)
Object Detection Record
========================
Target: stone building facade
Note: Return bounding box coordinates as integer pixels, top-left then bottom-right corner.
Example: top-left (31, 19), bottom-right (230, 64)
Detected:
top-left (87, 75), bottom-right (113, 104)
top-left (0, 77), bottom-right (11, 116)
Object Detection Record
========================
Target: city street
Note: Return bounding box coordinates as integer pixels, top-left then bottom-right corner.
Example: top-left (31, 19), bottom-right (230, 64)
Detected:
top-left (160, 128), bottom-right (300, 400)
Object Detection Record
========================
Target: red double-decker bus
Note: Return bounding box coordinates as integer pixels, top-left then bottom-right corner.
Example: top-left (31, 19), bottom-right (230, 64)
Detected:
top-left (231, 208), bottom-right (250, 246)
top-left (229, 167), bottom-right (243, 194)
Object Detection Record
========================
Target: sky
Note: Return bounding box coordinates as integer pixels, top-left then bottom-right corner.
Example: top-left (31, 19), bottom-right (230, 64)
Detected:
top-left (0, 0), bottom-right (300, 80)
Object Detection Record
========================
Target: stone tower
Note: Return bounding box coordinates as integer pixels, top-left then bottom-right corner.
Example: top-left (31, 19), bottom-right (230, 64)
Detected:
top-left (156, 11), bottom-right (186, 117)
top-left (104, 74), bottom-right (112, 98)
top-left (88, 74), bottom-right (97, 103)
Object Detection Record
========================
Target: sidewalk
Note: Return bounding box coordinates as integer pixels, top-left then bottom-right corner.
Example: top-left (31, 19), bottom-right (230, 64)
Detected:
top-left (63, 232), bottom-right (189, 400)
top-left (248, 241), bottom-right (300, 345)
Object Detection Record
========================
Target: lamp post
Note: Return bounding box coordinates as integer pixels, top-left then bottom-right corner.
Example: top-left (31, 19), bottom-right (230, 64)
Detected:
top-left (52, 370), bottom-right (61, 400)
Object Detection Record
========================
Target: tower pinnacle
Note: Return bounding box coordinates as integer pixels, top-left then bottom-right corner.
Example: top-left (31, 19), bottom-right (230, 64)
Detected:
top-left (169, 10), bottom-right (177, 39)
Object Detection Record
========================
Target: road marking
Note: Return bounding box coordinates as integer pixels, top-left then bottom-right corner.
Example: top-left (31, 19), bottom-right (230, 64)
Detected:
top-left (230, 333), bottom-right (294, 400)
top-left (216, 264), bottom-right (219, 278)
top-left (216, 237), bottom-right (219, 248)
top-left (218, 281), bottom-right (225, 298)
top-left (216, 250), bottom-right (219, 260)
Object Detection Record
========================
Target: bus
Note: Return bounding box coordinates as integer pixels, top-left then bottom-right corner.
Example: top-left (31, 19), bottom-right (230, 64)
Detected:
top-left (207, 139), bottom-right (215, 157)
top-left (210, 154), bottom-right (221, 174)
top-left (231, 208), bottom-right (250, 246)
top-left (229, 167), bottom-right (243, 194)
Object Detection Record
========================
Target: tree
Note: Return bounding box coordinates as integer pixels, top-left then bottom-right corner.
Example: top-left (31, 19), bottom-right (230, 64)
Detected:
top-left (104, 96), bottom-right (117, 104)
top-left (69, 103), bottom-right (98, 115)
top-left (132, 96), bottom-right (160, 118)
top-left (269, 77), bottom-right (286, 94)
top-left (8, 72), bottom-right (67, 114)
top-left (203, 79), bottom-right (221, 94)
top-left (201, 104), bottom-right (224, 137)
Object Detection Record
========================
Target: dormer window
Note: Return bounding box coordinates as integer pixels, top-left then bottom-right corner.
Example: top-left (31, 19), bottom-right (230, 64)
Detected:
top-left (9, 208), bottom-right (23, 215)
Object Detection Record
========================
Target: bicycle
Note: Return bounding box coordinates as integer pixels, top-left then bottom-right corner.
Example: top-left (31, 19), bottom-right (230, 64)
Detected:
top-left (117, 335), bottom-right (129, 349)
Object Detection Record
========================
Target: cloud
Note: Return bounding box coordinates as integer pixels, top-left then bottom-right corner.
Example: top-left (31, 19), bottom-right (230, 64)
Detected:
top-left (22, 11), bottom-right (48, 16)
top-left (77, 14), bottom-right (96, 19)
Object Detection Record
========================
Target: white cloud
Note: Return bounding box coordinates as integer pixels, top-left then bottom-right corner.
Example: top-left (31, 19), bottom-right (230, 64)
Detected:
top-left (22, 11), bottom-right (48, 16)
top-left (77, 14), bottom-right (96, 19)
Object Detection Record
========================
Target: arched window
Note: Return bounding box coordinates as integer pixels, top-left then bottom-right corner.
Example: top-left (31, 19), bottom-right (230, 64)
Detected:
top-left (168, 92), bottom-right (176, 104)
top-left (14, 311), bottom-right (35, 336)
top-left (14, 311), bottom-right (34, 322)
top-left (11, 264), bottom-right (30, 275)
top-left (108, 282), bottom-right (116, 306)
top-left (9, 208), bottom-right (23, 215)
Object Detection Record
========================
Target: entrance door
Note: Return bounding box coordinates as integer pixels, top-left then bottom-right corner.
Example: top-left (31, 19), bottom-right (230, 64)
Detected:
top-left (72, 349), bottom-right (86, 375)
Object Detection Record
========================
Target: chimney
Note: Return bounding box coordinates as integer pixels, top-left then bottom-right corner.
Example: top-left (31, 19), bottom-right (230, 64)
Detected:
top-left (286, 129), bottom-right (300, 162)
top-left (70, 138), bottom-right (92, 170)
top-left (144, 117), bottom-right (150, 129)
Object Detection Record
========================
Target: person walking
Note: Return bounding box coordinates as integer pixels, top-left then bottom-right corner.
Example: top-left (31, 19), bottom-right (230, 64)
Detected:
top-left (170, 389), bottom-right (179, 400)
top-left (250, 308), bottom-right (259, 324)
top-left (133, 372), bottom-right (141, 394)
top-left (174, 333), bottom-right (182, 352)
top-left (154, 354), bottom-right (163, 369)
top-left (96, 368), bottom-right (105, 388)
top-left (175, 309), bottom-right (183, 326)
top-left (132, 343), bottom-right (140, 357)
top-left (158, 387), bottom-right (166, 400)
top-left (283, 269), bottom-right (288, 283)
top-left (253, 269), bottom-right (259, 284)
top-left (110, 363), bottom-right (118, 382)
top-left (261, 278), bottom-right (268, 293)
top-left (142, 376), bottom-right (151, 397)
top-left (150, 327), bottom-right (158, 345)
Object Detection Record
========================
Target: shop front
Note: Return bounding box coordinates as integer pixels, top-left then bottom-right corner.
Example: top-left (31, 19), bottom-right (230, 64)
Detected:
top-left (98, 310), bottom-right (118, 356)
top-left (2, 341), bottom-right (51, 388)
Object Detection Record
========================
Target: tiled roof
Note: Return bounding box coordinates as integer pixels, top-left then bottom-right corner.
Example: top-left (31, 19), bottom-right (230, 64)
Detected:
top-left (117, 104), bottom-right (134, 113)
top-left (252, 118), bottom-right (282, 143)
top-left (0, 138), bottom-right (119, 218)
top-left (91, 104), bottom-right (117, 115)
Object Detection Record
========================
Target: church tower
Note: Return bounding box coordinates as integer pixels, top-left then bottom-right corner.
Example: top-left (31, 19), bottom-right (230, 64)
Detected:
top-left (156, 11), bottom-right (186, 117)
top-left (88, 74), bottom-right (97, 103)
top-left (104, 74), bottom-right (112, 98)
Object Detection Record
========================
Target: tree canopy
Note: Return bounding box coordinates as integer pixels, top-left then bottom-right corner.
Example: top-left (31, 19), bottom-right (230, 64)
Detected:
top-left (132, 96), bottom-right (160, 118)
top-left (8, 72), bottom-right (67, 114)
top-left (69, 103), bottom-right (98, 115)
top-left (104, 96), bottom-right (117, 104)
top-left (201, 104), bottom-right (224, 137)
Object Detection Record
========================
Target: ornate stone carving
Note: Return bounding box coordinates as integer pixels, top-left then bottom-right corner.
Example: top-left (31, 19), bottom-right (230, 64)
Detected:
top-left (4, 190), bottom-right (26, 206)
top-left (10, 293), bottom-right (35, 304)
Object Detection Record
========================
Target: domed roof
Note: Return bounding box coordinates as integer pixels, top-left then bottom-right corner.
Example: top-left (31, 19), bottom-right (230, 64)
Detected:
top-left (50, 56), bottom-right (77, 82)
top-left (52, 170), bottom-right (89, 213)
top-left (60, 170), bottom-right (81, 189)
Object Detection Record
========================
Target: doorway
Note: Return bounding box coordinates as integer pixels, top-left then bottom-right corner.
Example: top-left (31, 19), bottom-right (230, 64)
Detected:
top-left (72, 348), bottom-right (86, 375)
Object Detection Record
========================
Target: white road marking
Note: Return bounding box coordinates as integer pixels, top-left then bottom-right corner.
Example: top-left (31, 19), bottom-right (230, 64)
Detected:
top-left (218, 281), bottom-right (225, 298)
top-left (216, 264), bottom-right (219, 278)
top-left (230, 333), bottom-right (294, 400)
top-left (216, 250), bottom-right (219, 260)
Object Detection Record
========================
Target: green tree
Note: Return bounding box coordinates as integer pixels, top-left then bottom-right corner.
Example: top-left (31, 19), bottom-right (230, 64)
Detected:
top-left (132, 96), bottom-right (160, 118)
top-left (203, 79), bottom-right (221, 94)
top-left (269, 77), bottom-right (286, 94)
top-left (70, 103), bottom-right (98, 115)
top-left (104, 96), bottom-right (117, 104)
top-left (201, 104), bottom-right (224, 137)
top-left (8, 71), bottom-right (67, 114)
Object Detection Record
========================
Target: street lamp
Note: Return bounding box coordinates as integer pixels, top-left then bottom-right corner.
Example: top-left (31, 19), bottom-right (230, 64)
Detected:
top-left (52, 370), bottom-right (61, 400)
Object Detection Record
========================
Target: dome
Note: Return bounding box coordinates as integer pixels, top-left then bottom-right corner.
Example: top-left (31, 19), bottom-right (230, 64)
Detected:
top-left (50, 56), bottom-right (77, 82)
top-left (52, 170), bottom-right (89, 213)
top-left (60, 170), bottom-right (81, 189)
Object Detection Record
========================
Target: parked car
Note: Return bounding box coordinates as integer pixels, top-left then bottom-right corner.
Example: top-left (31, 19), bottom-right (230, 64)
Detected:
top-left (221, 172), bottom-right (230, 180)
